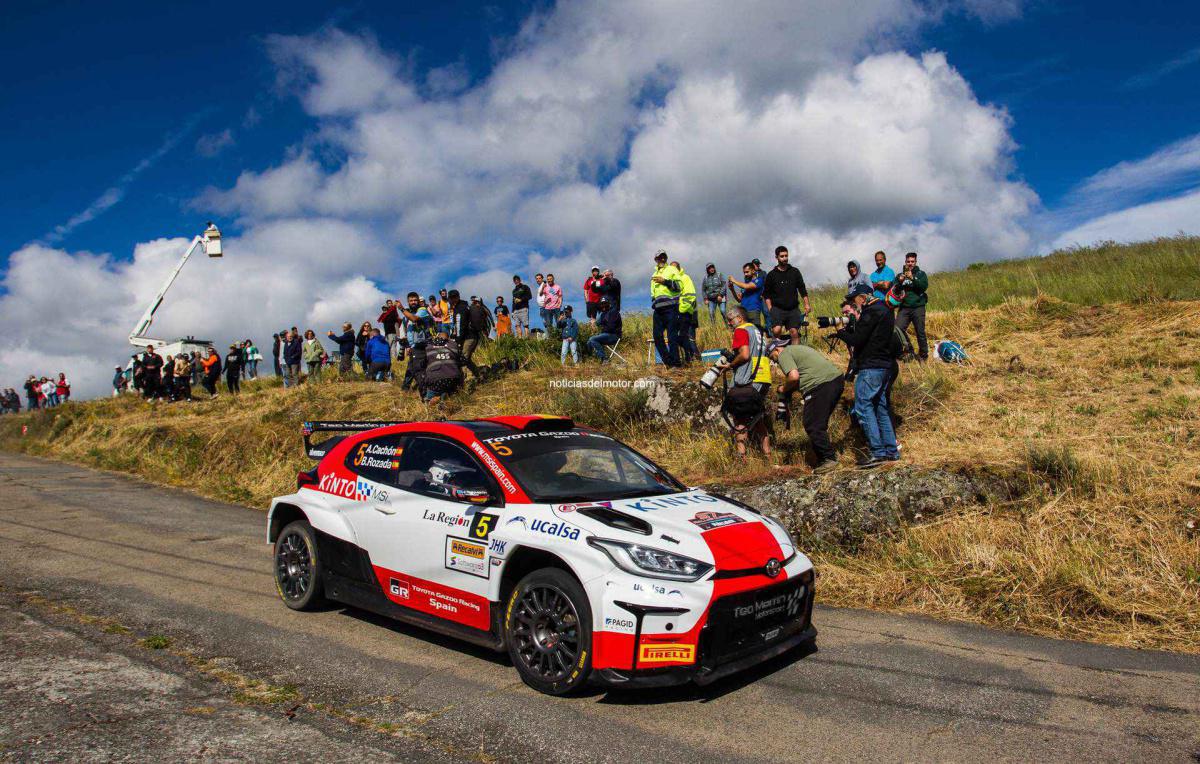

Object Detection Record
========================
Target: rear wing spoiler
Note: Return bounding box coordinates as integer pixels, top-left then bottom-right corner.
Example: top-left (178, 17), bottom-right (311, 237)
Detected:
top-left (302, 420), bottom-right (408, 460)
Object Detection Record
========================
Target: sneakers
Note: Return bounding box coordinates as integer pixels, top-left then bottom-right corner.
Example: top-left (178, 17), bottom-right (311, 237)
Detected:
top-left (813, 459), bottom-right (838, 474)
top-left (857, 458), bottom-right (883, 470)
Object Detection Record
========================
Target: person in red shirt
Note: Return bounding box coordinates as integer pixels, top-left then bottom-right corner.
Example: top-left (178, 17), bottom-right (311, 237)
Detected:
top-left (583, 266), bottom-right (605, 320)
top-left (55, 373), bottom-right (70, 402)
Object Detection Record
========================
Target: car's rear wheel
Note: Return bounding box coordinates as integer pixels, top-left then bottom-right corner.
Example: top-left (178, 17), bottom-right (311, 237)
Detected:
top-left (274, 520), bottom-right (326, 611)
top-left (505, 568), bottom-right (592, 695)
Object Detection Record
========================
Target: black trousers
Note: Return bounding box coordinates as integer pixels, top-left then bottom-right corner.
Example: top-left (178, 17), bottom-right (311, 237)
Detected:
top-left (802, 375), bottom-right (844, 464)
top-left (896, 305), bottom-right (928, 358)
top-left (226, 372), bottom-right (240, 394)
top-left (652, 307), bottom-right (680, 366)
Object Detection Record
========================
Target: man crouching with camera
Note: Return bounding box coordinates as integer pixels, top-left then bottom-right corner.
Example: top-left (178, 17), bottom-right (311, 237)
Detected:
top-left (715, 306), bottom-right (775, 458)
top-left (835, 284), bottom-right (901, 468)
top-left (767, 339), bottom-right (844, 473)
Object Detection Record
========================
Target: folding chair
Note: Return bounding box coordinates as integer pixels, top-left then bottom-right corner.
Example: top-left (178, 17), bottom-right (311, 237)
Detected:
top-left (603, 337), bottom-right (628, 364)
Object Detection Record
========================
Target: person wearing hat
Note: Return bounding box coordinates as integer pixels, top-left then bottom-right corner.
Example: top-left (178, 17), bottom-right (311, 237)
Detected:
top-left (199, 346), bottom-right (222, 398)
top-left (587, 297), bottom-right (622, 363)
top-left (224, 344), bottom-right (243, 395)
top-left (717, 306), bottom-right (775, 457)
top-left (595, 268), bottom-right (622, 311)
top-left (583, 266), bottom-right (604, 320)
top-left (557, 305), bottom-right (581, 364)
top-left (649, 250), bottom-right (683, 367)
top-left (836, 283), bottom-right (900, 468)
top-left (768, 337), bottom-right (845, 472)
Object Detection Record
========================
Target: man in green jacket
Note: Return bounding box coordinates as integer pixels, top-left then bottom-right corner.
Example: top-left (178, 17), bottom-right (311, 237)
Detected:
top-left (649, 250), bottom-right (683, 367)
top-left (895, 251), bottom-right (929, 361)
top-left (674, 261), bottom-right (700, 364)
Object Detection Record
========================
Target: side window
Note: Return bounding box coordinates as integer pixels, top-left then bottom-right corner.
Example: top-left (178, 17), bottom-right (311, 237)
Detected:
top-left (344, 435), bottom-right (407, 485)
top-left (395, 437), bottom-right (494, 504)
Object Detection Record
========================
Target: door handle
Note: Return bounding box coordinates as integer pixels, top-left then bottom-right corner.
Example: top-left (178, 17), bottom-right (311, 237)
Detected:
top-left (373, 504), bottom-right (396, 515)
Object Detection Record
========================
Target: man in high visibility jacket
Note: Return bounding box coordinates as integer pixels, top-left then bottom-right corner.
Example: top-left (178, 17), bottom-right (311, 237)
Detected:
top-left (674, 261), bottom-right (700, 364)
top-left (649, 250), bottom-right (683, 367)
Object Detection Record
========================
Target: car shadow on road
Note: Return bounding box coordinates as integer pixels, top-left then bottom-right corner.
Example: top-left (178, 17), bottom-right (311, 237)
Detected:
top-left (592, 640), bottom-right (819, 705)
top-left (338, 606), bottom-right (512, 667)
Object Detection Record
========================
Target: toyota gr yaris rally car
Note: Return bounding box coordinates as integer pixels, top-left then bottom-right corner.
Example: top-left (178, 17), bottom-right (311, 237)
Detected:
top-left (268, 415), bottom-right (815, 695)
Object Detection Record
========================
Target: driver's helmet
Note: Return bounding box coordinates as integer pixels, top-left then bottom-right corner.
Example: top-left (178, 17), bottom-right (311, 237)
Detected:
top-left (425, 460), bottom-right (488, 501)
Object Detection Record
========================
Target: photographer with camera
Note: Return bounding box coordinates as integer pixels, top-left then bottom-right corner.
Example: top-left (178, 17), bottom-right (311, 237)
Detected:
top-left (894, 251), bottom-right (929, 361)
top-left (835, 284), bottom-right (901, 468)
top-left (768, 340), bottom-right (845, 473)
top-left (716, 306), bottom-right (775, 458)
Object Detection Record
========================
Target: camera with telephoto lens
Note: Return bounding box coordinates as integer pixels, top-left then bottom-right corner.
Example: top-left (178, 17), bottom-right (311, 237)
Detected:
top-left (699, 348), bottom-right (737, 389)
top-left (816, 314), bottom-right (855, 330)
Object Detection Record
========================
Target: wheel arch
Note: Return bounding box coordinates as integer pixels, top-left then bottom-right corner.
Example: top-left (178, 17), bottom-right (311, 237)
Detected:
top-left (493, 545), bottom-right (585, 606)
top-left (267, 497), bottom-right (355, 545)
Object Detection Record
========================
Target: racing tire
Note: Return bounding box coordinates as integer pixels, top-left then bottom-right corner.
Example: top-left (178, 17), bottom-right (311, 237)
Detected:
top-left (274, 520), bottom-right (326, 611)
top-left (505, 568), bottom-right (593, 695)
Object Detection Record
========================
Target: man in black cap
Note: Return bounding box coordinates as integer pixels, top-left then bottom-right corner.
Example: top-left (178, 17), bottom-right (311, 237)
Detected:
top-left (649, 250), bottom-right (683, 367)
top-left (587, 297), bottom-right (622, 362)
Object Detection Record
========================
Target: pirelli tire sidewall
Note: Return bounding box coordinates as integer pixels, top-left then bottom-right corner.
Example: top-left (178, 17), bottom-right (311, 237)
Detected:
top-left (274, 519), bottom-right (327, 611)
top-left (505, 568), bottom-right (594, 695)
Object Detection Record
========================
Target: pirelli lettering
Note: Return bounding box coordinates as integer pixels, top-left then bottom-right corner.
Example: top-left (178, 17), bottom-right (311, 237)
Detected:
top-left (638, 643), bottom-right (696, 664)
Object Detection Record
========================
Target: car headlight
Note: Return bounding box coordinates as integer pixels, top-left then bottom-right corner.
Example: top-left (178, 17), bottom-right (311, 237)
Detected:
top-left (588, 538), bottom-right (713, 582)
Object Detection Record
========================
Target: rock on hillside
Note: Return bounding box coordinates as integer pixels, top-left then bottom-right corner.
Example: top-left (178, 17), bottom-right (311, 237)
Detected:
top-left (709, 468), bottom-right (1000, 551)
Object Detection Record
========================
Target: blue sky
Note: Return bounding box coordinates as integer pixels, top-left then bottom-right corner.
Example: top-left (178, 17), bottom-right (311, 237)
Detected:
top-left (3, 0), bottom-right (1200, 395)
top-left (3, 0), bottom-right (1198, 262)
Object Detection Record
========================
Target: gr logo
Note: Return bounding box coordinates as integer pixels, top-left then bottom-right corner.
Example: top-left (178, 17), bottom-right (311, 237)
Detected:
top-left (389, 578), bottom-right (410, 600)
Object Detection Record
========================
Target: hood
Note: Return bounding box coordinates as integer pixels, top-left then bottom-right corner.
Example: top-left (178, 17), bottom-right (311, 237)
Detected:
top-left (848, 260), bottom-right (861, 272)
top-left (556, 490), bottom-right (794, 572)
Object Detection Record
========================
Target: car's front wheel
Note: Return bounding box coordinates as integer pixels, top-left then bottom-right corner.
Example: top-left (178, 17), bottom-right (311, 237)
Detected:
top-left (505, 568), bottom-right (593, 695)
top-left (274, 520), bottom-right (326, 611)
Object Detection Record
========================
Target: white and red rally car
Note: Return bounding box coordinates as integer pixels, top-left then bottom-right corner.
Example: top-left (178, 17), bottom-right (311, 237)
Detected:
top-left (268, 416), bottom-right (815, 695)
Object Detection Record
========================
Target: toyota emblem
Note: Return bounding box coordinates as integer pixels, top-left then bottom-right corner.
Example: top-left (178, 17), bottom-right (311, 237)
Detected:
top-left (765, 558), bottom-right (781, 578)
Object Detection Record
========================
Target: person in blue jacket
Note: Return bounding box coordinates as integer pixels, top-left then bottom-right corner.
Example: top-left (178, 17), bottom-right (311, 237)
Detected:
top-left (327, 323), bottom-right (357, 375)
top-left (363, 329), bottom-right (392, 381)
top-left (558, 306), bottom-right (580, 364)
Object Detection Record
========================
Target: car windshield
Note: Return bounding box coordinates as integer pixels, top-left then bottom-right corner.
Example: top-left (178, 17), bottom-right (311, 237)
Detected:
top-left (479, 430), bottom-right (684, 503)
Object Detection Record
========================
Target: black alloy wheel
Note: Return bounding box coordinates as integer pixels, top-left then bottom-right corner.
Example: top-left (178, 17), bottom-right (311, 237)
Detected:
top-left (274, 520), bottom-right (325, 611)
top-left (506, 568), bottom-right (593, 695)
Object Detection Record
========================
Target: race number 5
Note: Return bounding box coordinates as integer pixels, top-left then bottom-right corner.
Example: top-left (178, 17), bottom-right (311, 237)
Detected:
top-left (470, 512), bottom-right (498, 541)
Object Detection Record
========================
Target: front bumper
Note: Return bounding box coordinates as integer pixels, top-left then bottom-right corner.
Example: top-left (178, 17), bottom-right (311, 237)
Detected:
top-left (592, 571), bottom-right (816, 689)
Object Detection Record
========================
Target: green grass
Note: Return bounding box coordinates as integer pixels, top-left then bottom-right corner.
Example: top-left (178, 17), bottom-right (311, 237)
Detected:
top-left (806, 235), bottom-right (1200, 314)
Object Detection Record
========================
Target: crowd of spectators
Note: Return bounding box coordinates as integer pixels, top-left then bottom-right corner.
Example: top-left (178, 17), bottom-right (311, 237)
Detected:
top-left (1, 375), bottom-right (71, 413)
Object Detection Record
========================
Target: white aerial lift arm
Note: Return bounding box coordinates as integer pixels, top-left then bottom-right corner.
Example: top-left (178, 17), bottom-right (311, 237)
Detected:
top-left (128, 223), bottom-right (222, 347)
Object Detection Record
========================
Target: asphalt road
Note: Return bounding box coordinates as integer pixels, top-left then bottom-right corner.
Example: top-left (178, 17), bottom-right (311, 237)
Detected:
top-left (0, 452), bottom-right (1197, 763)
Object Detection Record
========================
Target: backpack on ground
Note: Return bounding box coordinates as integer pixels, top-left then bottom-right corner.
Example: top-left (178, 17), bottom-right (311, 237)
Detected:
top-left (935, 340), bottom-right (968, 364)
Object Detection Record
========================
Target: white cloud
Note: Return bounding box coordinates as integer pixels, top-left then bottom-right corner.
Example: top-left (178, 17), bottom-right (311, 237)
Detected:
top-left (209, 2), bottom-right (1036, 288)
top-left (1050, 187), bottom-right (1200, 250)
top-left (1071, 132), bottom-right (1200, 210)
top-left (196, 128), bottom-right (235, 157)
top-left (39, 114), bottom-right (206, 245)
top-left (0, 221), bottom-right (391, 398)
top-left (4, 0), bottom-right (1040, 397)
top-left (1039, 131), bottom-right (1200, 249)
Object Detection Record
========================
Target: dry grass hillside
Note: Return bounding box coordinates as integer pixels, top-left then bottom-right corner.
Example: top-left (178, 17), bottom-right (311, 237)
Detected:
top-left (2, 238), bottom-right (1199, 652)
